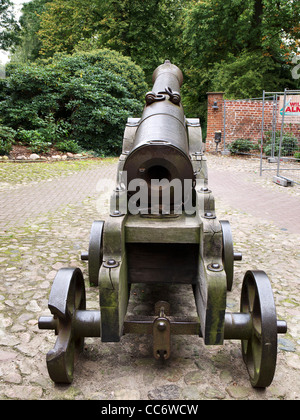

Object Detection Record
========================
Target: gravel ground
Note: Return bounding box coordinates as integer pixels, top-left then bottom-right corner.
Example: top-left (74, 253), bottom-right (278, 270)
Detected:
top-left (0, 155), bottom-right (299, 400)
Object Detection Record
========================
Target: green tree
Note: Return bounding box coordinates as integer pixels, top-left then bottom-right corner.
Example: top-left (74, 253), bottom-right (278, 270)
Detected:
top-left (37, 0), bottom-right (188, 82)
top-left (38, 0), bottom-right (108, 57)
top-left (181, 0), bottom-right (300, 115)
top-left (10, 0), bottom-right (51, 63)
top-left (98, 0), bottom-right (186, 81)
top-left (209, 50), bottom-right (292, 99)
top-left (0, 0), bottom-right (20, 50)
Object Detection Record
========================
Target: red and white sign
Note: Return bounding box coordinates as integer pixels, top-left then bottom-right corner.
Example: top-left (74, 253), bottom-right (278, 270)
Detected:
top-left (279, 95), bottom-right (300, 123)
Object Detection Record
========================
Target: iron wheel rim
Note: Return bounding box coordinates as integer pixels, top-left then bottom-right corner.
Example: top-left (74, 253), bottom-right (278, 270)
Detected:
top-left (241, 270), bottom-right (278, 388)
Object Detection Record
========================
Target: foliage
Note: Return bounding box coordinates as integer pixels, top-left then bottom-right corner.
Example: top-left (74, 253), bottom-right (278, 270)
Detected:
top-left (294, 152), bottom-right (300, 161)
top-left (183, 0), bottom-right (300, 71)
top-left (18, 0), bottom-right (187, 82)
top-left (0, 0), bottom-right (20, 50)
top-left (18, 129), bottom-right (52, 153)
top-left (0, 124), bottom-right (15, 155)
top-left (228, 138), bottom-right (256, 155)
top-left (38, 0), bottom-right (106, 58)
top-left (181, 0), bottom-right (300, 118)
top-left (10, 0), bottom-right (51, 63)
top-left (263, 131), bottom-right (298, 157)
top-left (209, 51), bottom-right (284, 99)
top-left (97, 0), bottom-right (187, 82)
top-left (0, 138), bottom-right (12, 155)
top-left (0, 49), bottom-right (147, 156)
top-left (55, 139), bottom-right (81, 154)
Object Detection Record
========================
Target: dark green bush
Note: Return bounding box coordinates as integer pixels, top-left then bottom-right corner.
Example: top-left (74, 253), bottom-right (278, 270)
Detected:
top-left (263, 131), bottom-right (298, 157)
top-left (0, 49), bottom-right (147, 156)
top-left (0, 125), bottom-right (16, 155)
top-left (228, 138), bottom-right (256, 154)
top-left (55, 139), bottom-right (81, 154)
top-left (18, 129), bottom-right (52, 153)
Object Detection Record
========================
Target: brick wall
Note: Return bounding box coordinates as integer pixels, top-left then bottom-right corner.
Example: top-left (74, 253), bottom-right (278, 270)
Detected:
top-left (206, 92), bottom-right (300, 152)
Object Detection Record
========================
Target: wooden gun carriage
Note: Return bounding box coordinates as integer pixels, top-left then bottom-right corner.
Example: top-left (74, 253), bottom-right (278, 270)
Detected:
top-left (39, 61), bottom-right (287, 387)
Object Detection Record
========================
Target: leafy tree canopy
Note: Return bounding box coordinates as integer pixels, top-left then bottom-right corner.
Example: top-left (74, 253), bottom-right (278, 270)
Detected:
top-left (38, 0), bottom-right (106, 58)
top-left (181, 0), bottom-right (300, 114)
top-left (36, 0), bottom-right (188, 82)
top-left (0, 0), bottom-right (20, 50)
top-left (11, 0), bottom-right (51, 62)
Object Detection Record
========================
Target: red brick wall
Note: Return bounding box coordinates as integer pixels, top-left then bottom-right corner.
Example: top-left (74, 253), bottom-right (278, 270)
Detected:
top-left (206, 92), bottom-right (300, 152)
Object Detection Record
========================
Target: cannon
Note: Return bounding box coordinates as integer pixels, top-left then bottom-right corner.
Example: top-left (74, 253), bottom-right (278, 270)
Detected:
top-left (39, 61), bottom-right (287, 387)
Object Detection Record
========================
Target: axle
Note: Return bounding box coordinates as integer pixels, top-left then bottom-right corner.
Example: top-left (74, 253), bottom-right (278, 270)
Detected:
top-left (39, 310), bottom-right (101, 338)
top-left (39, 309), bottom-right (287, 340)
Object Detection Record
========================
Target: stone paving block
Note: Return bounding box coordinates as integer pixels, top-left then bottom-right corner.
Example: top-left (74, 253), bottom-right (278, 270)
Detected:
top-left (0, 163), bottom-right (116, 230)
top-left (208, 168), bottom-right (300, 234)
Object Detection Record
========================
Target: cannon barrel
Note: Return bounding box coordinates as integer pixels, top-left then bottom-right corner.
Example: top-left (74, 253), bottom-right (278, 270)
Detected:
top-left (123, 60), bottom-right (195, 210)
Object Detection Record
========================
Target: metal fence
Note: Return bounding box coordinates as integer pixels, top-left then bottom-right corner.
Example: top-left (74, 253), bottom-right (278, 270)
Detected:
top-left (259, 89), bottom-right (300, 187)
top-left (221, 90), bottom-right (300, 186)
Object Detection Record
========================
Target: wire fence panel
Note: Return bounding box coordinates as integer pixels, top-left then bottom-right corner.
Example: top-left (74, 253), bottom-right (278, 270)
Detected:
top-left (213, 90), bottom-right (300, 186)
top-left (260, 90), bottom-right (300, 187)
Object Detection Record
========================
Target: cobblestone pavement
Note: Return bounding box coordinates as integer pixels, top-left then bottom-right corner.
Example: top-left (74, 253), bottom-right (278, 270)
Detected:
top-left (0, 155), bottom-right (299, 400)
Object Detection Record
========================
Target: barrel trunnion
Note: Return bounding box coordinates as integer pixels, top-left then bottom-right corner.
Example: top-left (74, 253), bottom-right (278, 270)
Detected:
top-left (39, 61), bottom-right (287, 387)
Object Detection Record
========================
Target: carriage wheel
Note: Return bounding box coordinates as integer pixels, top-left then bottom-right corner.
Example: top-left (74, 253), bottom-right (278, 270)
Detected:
top-left (241, 270), bottom-right (278, 388)
top-left (88, 221), bottom-right (104, 286)
top-left (46, 268), bottom-right (86, 384)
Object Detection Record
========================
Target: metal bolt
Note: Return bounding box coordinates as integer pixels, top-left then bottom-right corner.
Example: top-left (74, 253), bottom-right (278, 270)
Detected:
top-left (207, 263), bottom-right (223, 272)
top-left (198, 187), bottom-right (211, 194)
top-left (110, 209), bottom-right (125, 217)
top-left (203, 211), bottom-right (216, 219)
top-left (211, 263), bottom-right (220, 269)
top-left (157, 321), bottom-right (166, 331)
top-left (103, 259), bottom-right (119, 269)
top-left (234, 252), bottom-right (243, 261)
top-left (80, 252), bottom-right (89, 261)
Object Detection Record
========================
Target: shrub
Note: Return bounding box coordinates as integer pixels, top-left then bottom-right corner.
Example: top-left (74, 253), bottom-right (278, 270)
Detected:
top-left (29, 137), bottom-right (52, 154)
top-left (17, 129), bottom-right (35, 145)
top-left (0, 49), bottom-right (147, 156)
top-left (0, 125), bottom-right (16, 155)
top-left (55, 139), bottom-right (81, 154)
top-left (17, 119), bottom-right (78, 154)
top-left (18, 129), bottom-right (52, 153)
top-left (264, 131), bottom-right (298, 157)
top-left (228, 138), bottom-right (255, 154)
top-left (294, 151), bottom-right (300, 160)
